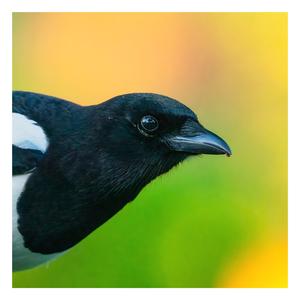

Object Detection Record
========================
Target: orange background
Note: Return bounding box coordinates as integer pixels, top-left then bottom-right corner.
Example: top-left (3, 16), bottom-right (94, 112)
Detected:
top-left (13, 13), bottom-right (287, 288)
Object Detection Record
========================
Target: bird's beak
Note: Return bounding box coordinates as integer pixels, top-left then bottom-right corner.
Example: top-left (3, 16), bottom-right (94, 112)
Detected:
top-left (165, 121), bottom-right (232, 156)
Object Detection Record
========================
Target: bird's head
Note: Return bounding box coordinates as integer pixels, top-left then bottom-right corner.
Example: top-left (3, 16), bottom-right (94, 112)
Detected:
top-left (86, 93), bottom-right (231, 191)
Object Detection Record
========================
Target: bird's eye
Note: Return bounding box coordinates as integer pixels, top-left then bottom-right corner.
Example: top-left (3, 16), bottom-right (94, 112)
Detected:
top-left (138, 115), bottom-right (159, 136)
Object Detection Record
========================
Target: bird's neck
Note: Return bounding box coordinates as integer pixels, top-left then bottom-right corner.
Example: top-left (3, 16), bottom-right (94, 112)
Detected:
top-left (17, 158), bottom-right (161, 254)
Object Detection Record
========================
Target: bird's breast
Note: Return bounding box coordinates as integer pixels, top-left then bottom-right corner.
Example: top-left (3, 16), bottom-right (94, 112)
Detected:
top-left (13, 174), bottom-right (62, 271)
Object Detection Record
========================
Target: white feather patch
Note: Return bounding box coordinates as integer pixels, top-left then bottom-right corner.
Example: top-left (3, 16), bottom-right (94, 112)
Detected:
top-left (13, 112), bottom-right (48, 152)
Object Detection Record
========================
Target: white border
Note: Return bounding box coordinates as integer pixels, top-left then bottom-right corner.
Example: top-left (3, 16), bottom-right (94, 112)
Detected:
top-left (0, 0), bottom-right (13, 291)
top-left (287, 6), bottom-right (300, 295)
top-left (9, 0), bottom-right (291, 12)
top-left (0, 0), bottom-right (299, 299)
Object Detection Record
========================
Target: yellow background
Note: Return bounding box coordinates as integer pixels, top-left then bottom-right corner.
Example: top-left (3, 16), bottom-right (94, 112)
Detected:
top-left (13, 13), bottom-right (287, 288)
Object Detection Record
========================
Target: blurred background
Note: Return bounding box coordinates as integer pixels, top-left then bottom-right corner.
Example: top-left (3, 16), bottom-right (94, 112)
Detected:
top-left (12, 13), bottom-right (287, 288)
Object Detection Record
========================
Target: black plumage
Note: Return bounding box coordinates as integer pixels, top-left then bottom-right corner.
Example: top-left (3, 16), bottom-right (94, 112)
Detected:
top-left (13, 91), bottom-right (231, 260)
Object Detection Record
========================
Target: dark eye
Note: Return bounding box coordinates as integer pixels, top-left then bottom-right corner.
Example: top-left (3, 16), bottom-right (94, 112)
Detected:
top-left (139, 115), bottom-right (159, 135)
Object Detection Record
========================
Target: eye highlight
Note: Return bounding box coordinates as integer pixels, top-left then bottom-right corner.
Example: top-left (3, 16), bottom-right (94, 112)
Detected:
top-left (138, 115), bottom-right (159, 136)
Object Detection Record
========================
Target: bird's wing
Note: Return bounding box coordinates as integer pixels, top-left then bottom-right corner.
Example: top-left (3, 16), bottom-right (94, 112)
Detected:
top-left (13, 112), bottom-right (48, 175)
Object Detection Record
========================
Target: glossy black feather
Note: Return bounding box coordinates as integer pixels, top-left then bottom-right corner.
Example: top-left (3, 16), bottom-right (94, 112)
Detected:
top-left (13, 91), bottom-right (193, 254)
top-left (13, 145), bottom-right (44, 175)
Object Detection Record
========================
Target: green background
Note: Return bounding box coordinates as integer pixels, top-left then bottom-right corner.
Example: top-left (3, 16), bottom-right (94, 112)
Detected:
top-left (13, 13), bottom-right (287, 287)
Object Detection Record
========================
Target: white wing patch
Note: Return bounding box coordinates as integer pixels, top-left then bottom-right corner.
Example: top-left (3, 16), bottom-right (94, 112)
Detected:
top-left (13, 113), bottom-right (48, 152)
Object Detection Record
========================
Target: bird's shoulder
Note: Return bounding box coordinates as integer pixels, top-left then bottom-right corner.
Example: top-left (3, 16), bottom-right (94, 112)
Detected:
top-left (13, 91), bottom-right (80, 128)
top-left (12, 91), bottom-right (81, 175)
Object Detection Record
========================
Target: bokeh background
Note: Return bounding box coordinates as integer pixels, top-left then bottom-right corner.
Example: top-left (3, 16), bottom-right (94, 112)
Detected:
top-left (12, 13), bottom-right (287, 288)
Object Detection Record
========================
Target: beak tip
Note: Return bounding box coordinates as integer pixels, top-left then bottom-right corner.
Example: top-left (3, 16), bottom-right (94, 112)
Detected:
top-left (223, 145), bottom-right (232, 157)
top-left (221, 146), bottom-right (232, 158)
top-left (202, 136), bottom-right (232, 157)
top-left (225, 150), bottom-right (232, 157)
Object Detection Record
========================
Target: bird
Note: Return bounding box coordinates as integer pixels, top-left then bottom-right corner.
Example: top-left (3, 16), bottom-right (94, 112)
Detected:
top-left (13, 91), bottom-right (231, 272)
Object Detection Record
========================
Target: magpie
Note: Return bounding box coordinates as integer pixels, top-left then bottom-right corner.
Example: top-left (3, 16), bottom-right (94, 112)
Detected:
top-left (13, 91), bottom-right (231, 271)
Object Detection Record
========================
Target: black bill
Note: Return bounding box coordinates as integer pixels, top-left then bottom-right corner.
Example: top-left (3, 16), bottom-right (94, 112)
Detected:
top-left (165, 121), bottom-right (232, 156)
